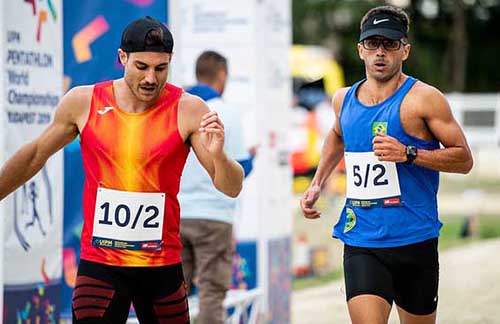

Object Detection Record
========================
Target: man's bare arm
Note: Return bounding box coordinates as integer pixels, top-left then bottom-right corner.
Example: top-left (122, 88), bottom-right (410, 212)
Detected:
top-left (301, 88), bottom-right (348, 219)
top-left (180, 94), bottom-right (243, 197)
top-left (0, 87), bottom-right (89, 201)
top-left (413, 86), bottom-right (473, 173)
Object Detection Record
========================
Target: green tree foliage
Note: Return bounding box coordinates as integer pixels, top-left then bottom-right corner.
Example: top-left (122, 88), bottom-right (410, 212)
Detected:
top-left (293, 0), bottom-right (500, 92)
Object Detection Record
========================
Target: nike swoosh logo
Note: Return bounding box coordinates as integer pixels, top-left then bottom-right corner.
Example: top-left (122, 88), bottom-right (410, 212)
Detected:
top-left (97, 106), bottom-right (114, 115)
top-left (373, 18), bottom-right (389, 25)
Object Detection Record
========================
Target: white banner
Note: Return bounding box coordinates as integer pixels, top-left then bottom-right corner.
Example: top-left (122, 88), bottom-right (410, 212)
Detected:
top-left (2, 0), bottom-right (63, 286)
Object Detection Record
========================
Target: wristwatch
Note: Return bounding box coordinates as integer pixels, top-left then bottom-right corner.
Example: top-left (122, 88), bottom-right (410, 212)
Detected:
top-left (405, 145), bottom-right (417, 164)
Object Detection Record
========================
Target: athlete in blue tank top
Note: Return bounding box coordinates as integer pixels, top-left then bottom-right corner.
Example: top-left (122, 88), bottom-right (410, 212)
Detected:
top-left (300, 5), bottom-right (473, 324)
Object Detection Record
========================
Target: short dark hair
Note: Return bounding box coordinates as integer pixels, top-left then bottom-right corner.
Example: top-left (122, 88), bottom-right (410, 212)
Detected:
top-left (361, 6), bottom-right (410, 35)
top-left (195, 51), bottom-right (228, 82)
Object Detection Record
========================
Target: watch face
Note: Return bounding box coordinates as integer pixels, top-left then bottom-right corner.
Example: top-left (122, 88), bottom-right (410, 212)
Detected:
top-left (406, 145), bottom-right (417, 163)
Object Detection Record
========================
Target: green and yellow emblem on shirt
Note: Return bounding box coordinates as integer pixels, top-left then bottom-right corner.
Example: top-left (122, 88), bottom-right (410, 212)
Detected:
top-left (372, 121), bottom-right (387, 136)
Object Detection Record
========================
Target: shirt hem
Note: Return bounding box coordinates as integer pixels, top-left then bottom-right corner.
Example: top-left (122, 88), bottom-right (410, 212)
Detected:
top-left (333, 231), bottom-right (439, 248)
top-left (80, 255), bottom-right (182, 267)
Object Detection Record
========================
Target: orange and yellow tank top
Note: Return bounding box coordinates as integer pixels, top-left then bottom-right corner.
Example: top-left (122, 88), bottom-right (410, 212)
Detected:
top-left (80, 80), bottom-right (189, 267)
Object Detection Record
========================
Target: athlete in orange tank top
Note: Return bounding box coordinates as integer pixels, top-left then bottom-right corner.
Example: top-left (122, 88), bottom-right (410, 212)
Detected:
top-left (80, 80), bottom-right (188, 267)
top-left (0, 16), bottom-right (244, 324)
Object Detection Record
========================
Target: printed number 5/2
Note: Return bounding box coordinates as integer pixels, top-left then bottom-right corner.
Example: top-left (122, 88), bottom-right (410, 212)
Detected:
top-left (98, 202), bottom-right (159, 228)
top-left (353, 164), bottom-right (388, 188)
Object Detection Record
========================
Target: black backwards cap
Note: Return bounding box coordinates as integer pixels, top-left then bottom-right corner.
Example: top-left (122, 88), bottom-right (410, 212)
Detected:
top-left (359, 13), bottom-right (408, 42)
top-left (120, 16), bottom-right (173, 53)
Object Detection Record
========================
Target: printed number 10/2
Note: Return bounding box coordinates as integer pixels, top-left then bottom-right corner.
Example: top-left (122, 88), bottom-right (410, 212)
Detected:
top-left (98, 203), bottom-right (159, 228)
top-left (353, 164), bottom-right (388, 188)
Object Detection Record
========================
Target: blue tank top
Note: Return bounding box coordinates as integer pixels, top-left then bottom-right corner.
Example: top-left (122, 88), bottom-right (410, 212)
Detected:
top-left (333, 76), bottom-right (442, 247)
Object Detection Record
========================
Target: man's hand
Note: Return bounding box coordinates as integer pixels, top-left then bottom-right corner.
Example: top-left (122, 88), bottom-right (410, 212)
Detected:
top-left (300, 185), bottom-right (322, 219)
top-left (372, 133), bottom-right (406, 162)
top-left (199, 111), bottom-right (224, 156)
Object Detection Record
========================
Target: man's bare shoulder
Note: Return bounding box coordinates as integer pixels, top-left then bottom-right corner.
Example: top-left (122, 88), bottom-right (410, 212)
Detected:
top-left (408, 81), bottom-right (447, 107)
top-left (179, 92), bottom-right (210, 114)
top-left (61, 85), bottom-right (93, 110)
top-left (331, 87), bottom-right (351, 113)
top-left (56, 85), bottom-right (94, 129)
top-left (177, 92), bottom-right (211, 140)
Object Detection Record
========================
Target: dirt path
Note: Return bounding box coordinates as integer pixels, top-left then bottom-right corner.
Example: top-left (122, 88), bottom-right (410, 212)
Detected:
top-left (292, 238), bottom-right (500, 324)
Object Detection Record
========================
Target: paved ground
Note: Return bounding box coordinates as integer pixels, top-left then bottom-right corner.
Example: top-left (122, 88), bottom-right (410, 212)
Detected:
top-left (292, 238), bottom-right (500, 324)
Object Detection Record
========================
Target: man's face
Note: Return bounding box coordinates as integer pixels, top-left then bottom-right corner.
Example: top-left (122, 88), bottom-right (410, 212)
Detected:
top-left (119, 49), bottom-right (172, 103)
top-left (357, 36), bottom-right (411, 82)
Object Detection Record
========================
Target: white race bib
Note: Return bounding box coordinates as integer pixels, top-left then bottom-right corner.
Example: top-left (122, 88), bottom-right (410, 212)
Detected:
top-left (92, 188), bottom-right (165, 250)
top-left (344, 152), bottom-right (401, 207)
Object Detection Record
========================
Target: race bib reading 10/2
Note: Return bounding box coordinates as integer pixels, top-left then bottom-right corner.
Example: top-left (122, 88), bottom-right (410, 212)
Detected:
top-left (92, 187), bottom-right (165, 251)
top-left (344, 152), bottom-right (402, 207)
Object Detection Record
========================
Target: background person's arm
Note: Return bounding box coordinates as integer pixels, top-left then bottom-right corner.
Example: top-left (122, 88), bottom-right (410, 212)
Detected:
top-left (0, 87), bottom-right (88, 201)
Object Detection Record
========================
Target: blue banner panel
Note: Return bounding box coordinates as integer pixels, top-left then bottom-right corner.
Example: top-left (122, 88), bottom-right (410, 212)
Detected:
top-left (232, 240), bottom-right (257, 290)
top-left (64, 0), bottom-right (168, 87)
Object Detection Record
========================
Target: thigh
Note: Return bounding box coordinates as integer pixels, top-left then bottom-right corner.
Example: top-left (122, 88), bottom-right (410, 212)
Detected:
top-left (194, 221), bottom-right (233, 290)
top-left (72, 260), bottom-right (131, 324)
top-left (393, 238), bottom-right (439, 317)
top-left (132, 263), bottom-right (190, 324)
top-left (343, 244), bottom-right (395, 306)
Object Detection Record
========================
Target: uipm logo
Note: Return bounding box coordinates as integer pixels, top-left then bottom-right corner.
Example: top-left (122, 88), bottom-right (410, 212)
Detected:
top-left (23, 0), bottom-right (58, 42)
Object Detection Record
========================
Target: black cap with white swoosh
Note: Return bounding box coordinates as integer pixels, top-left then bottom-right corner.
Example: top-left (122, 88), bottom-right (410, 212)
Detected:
top-left (359, 14), bottom-right (408, 42)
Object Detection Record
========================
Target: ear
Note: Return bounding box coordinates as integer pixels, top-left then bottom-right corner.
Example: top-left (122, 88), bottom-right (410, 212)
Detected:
top-left (357, 43), bottom-right (365, 61)
top-left (402, 43), bottom-right (411, 62)
top-left (118, 48), bottom-right (128, 66)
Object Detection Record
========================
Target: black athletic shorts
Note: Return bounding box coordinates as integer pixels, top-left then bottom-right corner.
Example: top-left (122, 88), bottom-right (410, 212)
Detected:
top-left (72, 259), bottom-right (189, 324)
top-left (343, 238), bottom-right (439, 315)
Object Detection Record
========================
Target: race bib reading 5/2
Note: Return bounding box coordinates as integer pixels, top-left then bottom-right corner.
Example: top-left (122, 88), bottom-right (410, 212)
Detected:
top-left (92, 187), bottom-right (165, 251)
top-left (344, 152), bottom-right (401, 207)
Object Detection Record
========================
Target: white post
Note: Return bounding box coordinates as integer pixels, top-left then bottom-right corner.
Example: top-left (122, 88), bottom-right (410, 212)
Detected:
top-left (169, 0), bottom-right (293, 322)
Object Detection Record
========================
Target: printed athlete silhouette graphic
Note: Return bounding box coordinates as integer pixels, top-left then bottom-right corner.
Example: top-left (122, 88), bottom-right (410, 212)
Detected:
top-left (25, 181), bottom-right (46, 236)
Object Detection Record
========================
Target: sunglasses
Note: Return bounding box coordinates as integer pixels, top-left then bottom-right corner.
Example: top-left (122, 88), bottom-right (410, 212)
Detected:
top-left (360, 38), bottom-right (407, 51)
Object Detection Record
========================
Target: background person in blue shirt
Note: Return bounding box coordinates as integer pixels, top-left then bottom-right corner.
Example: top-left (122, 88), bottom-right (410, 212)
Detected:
top-left (179, 50), bottom-right (253, 324)
top-left (300, 5), bottom-right (473, 324)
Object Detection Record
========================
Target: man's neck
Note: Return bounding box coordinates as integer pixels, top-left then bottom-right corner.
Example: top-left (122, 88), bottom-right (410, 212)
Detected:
top-left (199, 81), bottom-right (222, 95)
top-left (113, 78), bottom-right (162, 113)
top-left (360, 72), bottom-right (406, 105)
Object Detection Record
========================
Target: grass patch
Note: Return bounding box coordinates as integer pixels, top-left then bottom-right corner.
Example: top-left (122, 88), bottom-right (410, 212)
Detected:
top-left (439, 216), bottom-right (474, 250)
top-left (292, 269), bottom-right (343, 291)
top-left (439, 177), bottom-right (500, 193)
top-left (479, 215), bottom-right (500, 239)
top-left (440, 214), bottom-right (500, 249)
